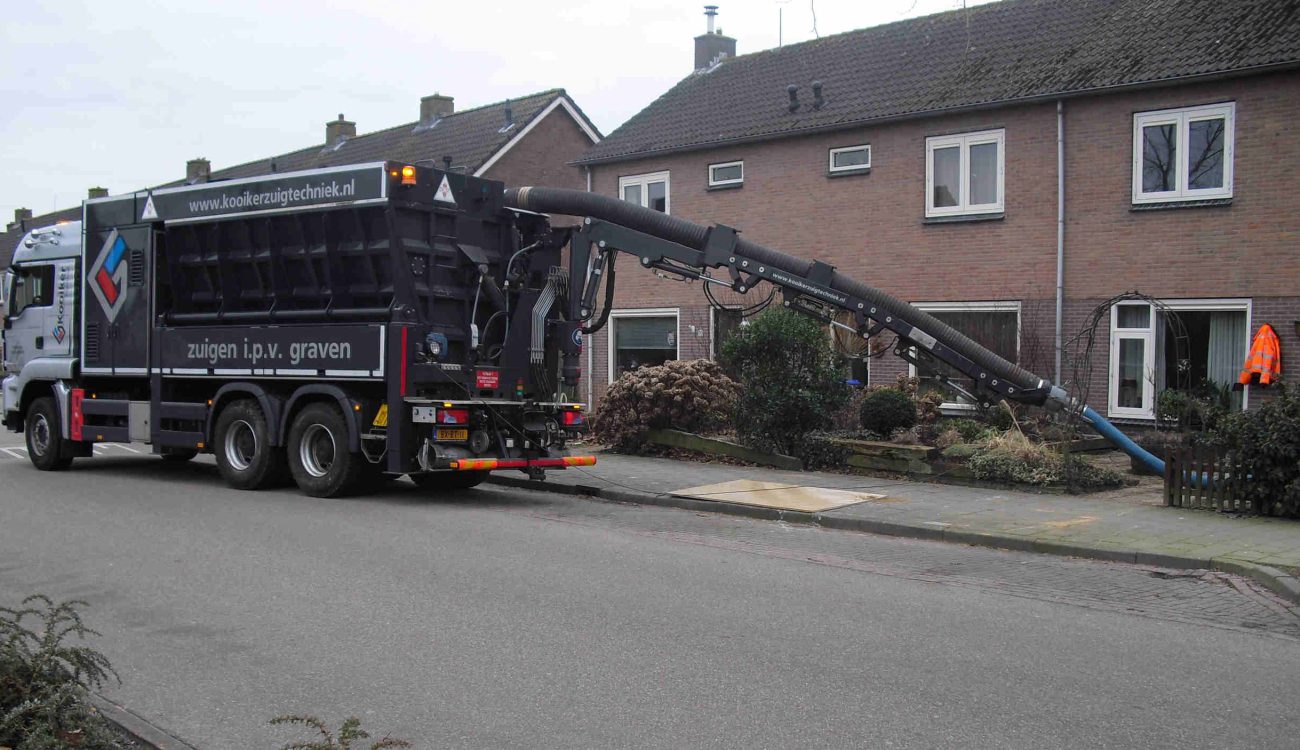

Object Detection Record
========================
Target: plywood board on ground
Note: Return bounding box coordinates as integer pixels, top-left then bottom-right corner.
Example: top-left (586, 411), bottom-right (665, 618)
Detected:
top-left (673, 479), bottom-right (889, 513)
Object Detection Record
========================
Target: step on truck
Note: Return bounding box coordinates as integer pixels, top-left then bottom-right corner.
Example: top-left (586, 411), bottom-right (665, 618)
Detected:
top-left (2, 163), bottom-right (593, 496)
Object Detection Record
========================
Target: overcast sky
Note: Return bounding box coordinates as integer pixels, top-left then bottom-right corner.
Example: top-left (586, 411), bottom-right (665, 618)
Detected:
top-left (1, 0), bottom-right (995, 222)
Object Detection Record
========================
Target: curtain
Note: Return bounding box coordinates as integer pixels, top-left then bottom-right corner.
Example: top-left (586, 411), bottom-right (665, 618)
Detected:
top-left (1207, 311), bottom-right (1247, 409)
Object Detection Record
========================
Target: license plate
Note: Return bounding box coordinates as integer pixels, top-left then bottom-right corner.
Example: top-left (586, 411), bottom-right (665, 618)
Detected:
top-left (436, 428), bottom-right (468, 441)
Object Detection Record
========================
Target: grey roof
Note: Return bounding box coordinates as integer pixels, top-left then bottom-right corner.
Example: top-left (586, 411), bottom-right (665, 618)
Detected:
top-left (3, 89), bottom-right (599, 268)
top-left (580, 0), bottom-right (1300, 164)
top-left (175, 89), bottom-right (596, 184)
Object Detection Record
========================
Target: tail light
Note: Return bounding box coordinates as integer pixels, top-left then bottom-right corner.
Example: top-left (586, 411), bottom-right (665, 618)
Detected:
top-left (69, 389), bottom-right (84, 441)
top-left (437, 408), bottom-right (469, 425)
top-left (562, 411), bottom-right (584, 426)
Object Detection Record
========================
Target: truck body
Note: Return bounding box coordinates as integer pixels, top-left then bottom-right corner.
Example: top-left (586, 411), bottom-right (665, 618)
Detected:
top-left (2, 163), bottom-right (591, 496)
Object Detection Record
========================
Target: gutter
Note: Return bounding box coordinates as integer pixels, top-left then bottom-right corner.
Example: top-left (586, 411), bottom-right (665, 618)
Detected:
top-left (572, 61), bottom-right (1300, 167)
top-left (1055, 99), bottom-right (1065, 383)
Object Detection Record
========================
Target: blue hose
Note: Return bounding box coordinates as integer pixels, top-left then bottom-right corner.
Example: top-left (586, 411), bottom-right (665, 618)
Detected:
top-left (1081, 406), bottom-right (1164, 475)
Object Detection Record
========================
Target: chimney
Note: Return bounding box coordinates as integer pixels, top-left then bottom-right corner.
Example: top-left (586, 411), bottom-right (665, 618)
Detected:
top-left (694, 5), bottom-right (736, 70)
top-left (13, 207), bottom-right (32, 231)
top-left (88, 187), bottom-right (109, 199)
top-left (326, 113), bottom-right (356, 144)
top-left (421, 93), bottom-right (454, 122)
top-left (185, 158), bottom-right (211, 185)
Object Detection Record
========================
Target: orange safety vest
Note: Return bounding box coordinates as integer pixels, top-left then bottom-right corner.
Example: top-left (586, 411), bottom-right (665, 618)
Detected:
top-left (1239, 323), bottom-right (1282, 386)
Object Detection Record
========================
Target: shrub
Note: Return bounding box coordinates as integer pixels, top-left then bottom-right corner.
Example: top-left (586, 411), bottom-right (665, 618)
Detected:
top-left (966, 432), bottom-right (1124, 489)
top-left (271, 715), bottom-right (411, 750)
top-left (945, 418), bottom-right (993, 444)
top-left (859, 388), bottom-right (917, 438)
top-left (1, 595), bottom-right (122, 750)
top-left (798, 431), bottom-right (854, 470)
top-left (592, 359), bottom-right (739, 453)
top-left (1206, 382), bottom-right (1300, 517)
top-left (720, 308), bottom-right (850, 455)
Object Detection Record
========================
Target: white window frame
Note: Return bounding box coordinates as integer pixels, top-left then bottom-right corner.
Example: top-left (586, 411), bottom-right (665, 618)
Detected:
top-left (708, 160), bottom-right (744, 187)
top-left (925, 129), bottom-right (1005, 217)
top-left (1132, 103), bottom-right (1235, 204)
top-left (828, 144), bottom-right (871, 174)
top-left (909, 301), bottom-right (1020, 411)
top-left (607, 307), bottom-right (680, 383)
top-left (618, 171), bottom-right (671, 214)
top-left (1106, 297), bottom-right (1252, 419)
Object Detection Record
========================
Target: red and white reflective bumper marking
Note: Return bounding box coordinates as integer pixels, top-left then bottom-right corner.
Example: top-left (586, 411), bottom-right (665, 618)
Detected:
top-left (448, 456), bottom-right (598, 471)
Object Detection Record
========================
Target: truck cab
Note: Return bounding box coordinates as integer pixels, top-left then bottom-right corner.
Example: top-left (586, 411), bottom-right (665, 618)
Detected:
top-left (2, 222), bottom-right (80, 435)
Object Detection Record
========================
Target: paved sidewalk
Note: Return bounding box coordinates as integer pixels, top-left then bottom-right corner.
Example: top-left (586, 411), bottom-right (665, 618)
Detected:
top-left (490, 452), bottom-right (1300, 602)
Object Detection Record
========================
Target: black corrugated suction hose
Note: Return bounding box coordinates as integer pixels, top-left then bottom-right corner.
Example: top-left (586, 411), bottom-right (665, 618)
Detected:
top-left (505, 186), bottom-right (1048, 399)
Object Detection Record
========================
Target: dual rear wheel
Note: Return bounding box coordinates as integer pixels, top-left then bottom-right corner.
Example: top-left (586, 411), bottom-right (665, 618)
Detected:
top-left (213, 400), bottom-right (364, 498)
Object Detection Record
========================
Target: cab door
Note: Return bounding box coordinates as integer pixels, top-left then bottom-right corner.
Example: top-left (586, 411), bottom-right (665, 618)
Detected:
top-left (2, 263), bottom-right (56, 376)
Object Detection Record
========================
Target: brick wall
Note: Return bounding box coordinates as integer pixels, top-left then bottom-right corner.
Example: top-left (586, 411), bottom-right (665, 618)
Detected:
top-left (482, 101), bottom-right (594, 196)
top-left (582, 71), bottom-right (1300, 418)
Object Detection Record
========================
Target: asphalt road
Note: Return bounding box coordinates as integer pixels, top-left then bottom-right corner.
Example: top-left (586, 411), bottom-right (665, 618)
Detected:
top-left (1, 435), bottom-right (1298, 749)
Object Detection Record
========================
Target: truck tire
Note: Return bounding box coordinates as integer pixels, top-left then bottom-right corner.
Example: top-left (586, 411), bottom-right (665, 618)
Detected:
top-left (214, 399), bottom-right (286, 490)
top-left (411, 470), bottom-right (489, 491)
top-left (287, 403), bottom-right (364, 498)
top-left (25, 397), bottom-right (73, 471)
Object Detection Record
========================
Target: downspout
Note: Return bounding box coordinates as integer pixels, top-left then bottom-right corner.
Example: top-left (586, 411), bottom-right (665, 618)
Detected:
top-left (1054, 99), bottom-right (1065, 383)
top-left (584, 165), bottom-right (594, 408)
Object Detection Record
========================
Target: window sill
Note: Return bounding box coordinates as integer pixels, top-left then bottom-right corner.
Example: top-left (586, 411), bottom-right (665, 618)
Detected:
top-left (922, 212), bottom-right (1004, 225)
top-left (1130, 198), bottom-right (1233, 212)
top-left (827, 168), bottom-right (871, 178)
top-left (706, 182), bottom-right (743, 192)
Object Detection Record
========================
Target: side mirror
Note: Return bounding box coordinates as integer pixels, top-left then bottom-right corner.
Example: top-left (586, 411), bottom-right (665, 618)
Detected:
top-left (0, 269), bottom-right (11, 319)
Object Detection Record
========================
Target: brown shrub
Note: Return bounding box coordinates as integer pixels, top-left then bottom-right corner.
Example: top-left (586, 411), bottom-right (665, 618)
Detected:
top-left (592, 359), bottom-right (740, 453)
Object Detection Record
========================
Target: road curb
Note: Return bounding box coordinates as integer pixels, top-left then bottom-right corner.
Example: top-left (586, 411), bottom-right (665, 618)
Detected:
top-left (488, 475), bottom-right (1300, 605)
top-left (89, 694), bottom-right (199, 750)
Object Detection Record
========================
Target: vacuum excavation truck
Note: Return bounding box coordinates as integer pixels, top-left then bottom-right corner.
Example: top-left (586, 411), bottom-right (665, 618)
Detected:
top-left (2, 162), bottom-right (1163, 497)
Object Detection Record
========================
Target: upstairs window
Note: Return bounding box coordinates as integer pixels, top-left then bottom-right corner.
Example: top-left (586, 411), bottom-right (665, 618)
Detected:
top-left (925, 129), bottom-right (1004, 217)
top-left (619, 171), bottom-right (670, 213)
top-left (829, 144), bottom-right (871, 174)
top-left (708, 161), bottom-right (744, 187)
top-left (1133, 103), bottom-right (1234, 204)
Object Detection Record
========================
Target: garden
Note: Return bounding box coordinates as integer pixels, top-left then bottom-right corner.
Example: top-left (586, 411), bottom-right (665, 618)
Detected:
top-left (591, 307), bottom-right (1300, 515)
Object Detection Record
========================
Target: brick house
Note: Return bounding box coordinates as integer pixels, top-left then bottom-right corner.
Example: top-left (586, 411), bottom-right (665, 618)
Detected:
top-left (2, 88), bottom-right (600, 267)
top-left (574, 0), bottom-right (1300, 424)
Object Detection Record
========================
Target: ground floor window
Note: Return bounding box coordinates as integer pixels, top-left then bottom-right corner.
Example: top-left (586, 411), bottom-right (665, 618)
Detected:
top-left (1108, 299), bottom-right (1250, 419)
top-left (911, 302), bottom-right (1020, 408)
top-left (610, 309), bottom-right (678, 381)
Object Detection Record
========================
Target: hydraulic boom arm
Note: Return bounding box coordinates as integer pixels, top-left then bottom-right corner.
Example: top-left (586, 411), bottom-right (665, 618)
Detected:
top-left (503, 186), bottom-right (1165, 474)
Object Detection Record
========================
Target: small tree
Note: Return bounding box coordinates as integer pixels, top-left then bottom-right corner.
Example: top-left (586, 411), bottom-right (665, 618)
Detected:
top-left (720, 307), bottom-right (849, 455)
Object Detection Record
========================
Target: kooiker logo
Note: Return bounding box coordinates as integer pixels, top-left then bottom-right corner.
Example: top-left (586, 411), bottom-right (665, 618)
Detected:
top-left (89, 229), bottom-right (129, 322)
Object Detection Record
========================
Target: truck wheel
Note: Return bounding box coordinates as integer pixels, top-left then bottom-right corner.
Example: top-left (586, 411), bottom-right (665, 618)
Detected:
top-left (25, 397), bottom-right (73, 471)
top-left (287, 403), bottom-right (364, 498)
top-left (411, 470), bottom-right (489, 491)
top-left (214, 399), bottom-right (286, 490)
